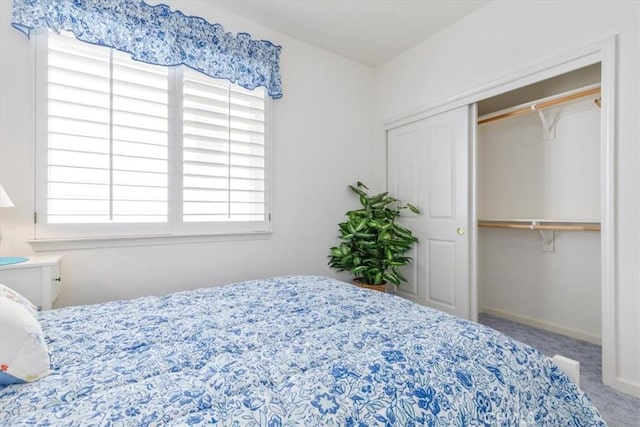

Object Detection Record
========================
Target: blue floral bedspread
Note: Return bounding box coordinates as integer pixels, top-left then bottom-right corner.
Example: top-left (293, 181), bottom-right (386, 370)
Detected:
top-left (0, 276), bottom-right (605, 426)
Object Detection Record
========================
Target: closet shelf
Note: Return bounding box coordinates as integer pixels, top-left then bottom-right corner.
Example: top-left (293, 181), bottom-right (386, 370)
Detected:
top-left (478, 220), bottom-right (601, 232)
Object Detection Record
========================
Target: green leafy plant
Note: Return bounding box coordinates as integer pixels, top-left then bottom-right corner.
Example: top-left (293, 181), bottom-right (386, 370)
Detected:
top-left (329, 182), bottom-right (419, 286)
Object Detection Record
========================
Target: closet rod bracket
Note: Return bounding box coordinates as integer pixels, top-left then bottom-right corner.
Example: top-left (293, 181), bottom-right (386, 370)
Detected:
top-left (535, 108), bottom-right (557, 140)
top-left (536, 226), bottom-right (556, 252)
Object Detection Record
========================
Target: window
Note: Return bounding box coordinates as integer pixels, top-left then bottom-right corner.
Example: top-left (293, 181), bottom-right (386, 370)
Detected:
top-left (34, 31), bottom-right (270, 239)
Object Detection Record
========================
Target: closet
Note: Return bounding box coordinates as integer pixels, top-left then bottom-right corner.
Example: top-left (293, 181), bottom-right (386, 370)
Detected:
top-left (388, 55), bottom-right (614, 387)
top-left (476, 64), bottom-right (602, 344)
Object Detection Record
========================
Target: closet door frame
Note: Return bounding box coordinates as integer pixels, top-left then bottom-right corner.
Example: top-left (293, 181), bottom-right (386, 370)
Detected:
top-left (382, 36), bottom-right (617, 390)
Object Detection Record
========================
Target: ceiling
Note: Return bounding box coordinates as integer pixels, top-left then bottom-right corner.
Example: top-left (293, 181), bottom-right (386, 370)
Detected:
top-left (207, 1), bottom-right (490, 67)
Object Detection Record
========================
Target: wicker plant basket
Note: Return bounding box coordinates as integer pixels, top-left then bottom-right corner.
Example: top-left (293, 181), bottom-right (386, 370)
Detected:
top-left (353, 278), bottom-right (387, 293)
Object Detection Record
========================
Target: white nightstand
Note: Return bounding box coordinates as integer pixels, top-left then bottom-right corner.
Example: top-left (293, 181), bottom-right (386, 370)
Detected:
top-left (0, 255), bottom-right (63, 310)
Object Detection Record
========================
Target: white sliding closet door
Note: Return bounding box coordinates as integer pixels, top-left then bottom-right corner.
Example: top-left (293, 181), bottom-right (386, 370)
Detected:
top-left (388, 106), bottom-right (471, 319)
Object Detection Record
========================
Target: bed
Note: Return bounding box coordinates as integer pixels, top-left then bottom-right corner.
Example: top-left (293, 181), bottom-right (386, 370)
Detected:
top-left (0, 275), bottom-right (605, 425)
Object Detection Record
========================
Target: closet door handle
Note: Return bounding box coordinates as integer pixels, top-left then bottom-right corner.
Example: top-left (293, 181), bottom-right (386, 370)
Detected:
top-left (457, 227), bottom-right (465, 236)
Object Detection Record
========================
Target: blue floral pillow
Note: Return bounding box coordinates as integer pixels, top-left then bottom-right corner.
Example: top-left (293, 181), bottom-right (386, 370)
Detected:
top-left (0, 295), bottom-right (50, 386)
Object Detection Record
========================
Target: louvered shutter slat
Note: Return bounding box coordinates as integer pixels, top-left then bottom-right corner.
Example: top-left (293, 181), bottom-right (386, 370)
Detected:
top-left (183, 135), bottom-right (230, 152)
top-left (49, 117), bottom-right (109, 139)
top-left (113, 170), bottom-right (167, 187)
top-left (113, 141), bottom-right (167, 159)
top-left (49, 68), bottom-right (110, 93)
top-left (49, 166), bottom-right (109, 184)
top-left (49, 182), bottom-right (109, 200)
top-left (231, 178), bottom-right (264, 191)
top-left (113, 185), bottom-right (168, 201)
top-left (112, 126), bottom-right (167, 146)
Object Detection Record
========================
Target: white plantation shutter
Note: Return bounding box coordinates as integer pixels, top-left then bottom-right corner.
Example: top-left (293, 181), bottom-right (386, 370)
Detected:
top-left (182, 68), bottom-right (266, 222)
top-left (35, 31), bottom-right (270, 239)
top-left (45, 32), bottom-right (168, 225)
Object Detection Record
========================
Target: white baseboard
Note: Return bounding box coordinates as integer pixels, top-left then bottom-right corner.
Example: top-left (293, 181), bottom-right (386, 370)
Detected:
top-left (480, 307), bottom-right (602, 345)
top-left (615, 377), bottom-right (640, 399)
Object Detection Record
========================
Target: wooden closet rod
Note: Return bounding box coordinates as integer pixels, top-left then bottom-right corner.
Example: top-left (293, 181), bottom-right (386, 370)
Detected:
top-left (478, 85), bottom-right (601, 125)
top-left (478, 221), bottom-right (601, 232)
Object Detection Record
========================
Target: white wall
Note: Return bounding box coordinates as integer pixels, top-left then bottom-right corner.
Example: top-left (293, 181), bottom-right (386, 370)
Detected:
top-left (479, 229), bottom-right (601, 339)
top-left (376, 0), bottom-right (639, 397)
top-left (478, 99), bottom-right (601, 343)
top-left (0, 1), bottom-right (377, 304)
top-left (479, 99), bottom-right (601, 220)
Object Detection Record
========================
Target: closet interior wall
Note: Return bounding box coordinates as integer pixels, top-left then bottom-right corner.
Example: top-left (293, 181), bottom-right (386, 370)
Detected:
top-left (477, 65), bottom-right (602, 344)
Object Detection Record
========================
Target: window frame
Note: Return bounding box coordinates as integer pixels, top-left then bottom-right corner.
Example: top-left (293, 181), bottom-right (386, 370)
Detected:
top-left (33, 30), bottom-right (272, 242)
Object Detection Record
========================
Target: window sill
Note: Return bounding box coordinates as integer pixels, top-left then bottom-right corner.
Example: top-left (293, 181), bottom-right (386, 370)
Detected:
top-left (28, 231), bottom-right (273, 252)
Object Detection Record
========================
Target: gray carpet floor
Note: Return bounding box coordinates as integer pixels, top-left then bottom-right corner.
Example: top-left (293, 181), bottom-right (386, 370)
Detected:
top-left (478, 313), bottom-right (640, 426)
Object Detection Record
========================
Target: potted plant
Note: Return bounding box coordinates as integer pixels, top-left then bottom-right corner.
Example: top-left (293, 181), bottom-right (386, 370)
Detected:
top-left (329, 182), bottom-right (419, 292)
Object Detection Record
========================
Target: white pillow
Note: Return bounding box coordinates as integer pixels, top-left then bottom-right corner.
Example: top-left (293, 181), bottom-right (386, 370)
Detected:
top-left (0, 284), bottom-right (38, 317)
top-left (0, 296), bottom-right (50, 385)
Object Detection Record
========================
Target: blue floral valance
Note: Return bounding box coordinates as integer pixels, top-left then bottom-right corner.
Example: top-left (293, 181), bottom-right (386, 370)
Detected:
top-left (11, 0), bottom-right (283, 99)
